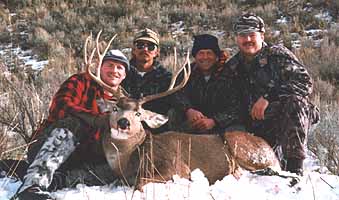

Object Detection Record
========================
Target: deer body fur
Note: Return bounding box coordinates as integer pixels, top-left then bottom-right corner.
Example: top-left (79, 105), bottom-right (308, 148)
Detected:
top-left (101, 98), bottom-right (281, 189)
top-left (103, 131), bottom-right (232, 188)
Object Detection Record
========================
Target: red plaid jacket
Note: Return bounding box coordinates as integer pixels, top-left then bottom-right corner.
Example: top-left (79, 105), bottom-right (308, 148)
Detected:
top-left (36, 72), bottom-right (108, 141)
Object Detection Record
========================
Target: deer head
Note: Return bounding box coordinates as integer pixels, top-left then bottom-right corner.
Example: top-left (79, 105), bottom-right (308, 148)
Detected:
top-left (82, 31), bottom-right (191, 176)
top-left (100, 49), bottom-right (191, 178)
top-left (105, 49), bottom-right (191, 145)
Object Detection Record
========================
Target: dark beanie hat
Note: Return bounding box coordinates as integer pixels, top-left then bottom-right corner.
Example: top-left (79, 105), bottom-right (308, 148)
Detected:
top-left (191, 34), bottom-right (221, 57)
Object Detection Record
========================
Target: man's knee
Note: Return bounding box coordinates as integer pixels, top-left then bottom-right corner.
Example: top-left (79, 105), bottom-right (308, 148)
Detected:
top-left (52, 117), bottom-right (82, 135)
top-left (27, 117), bottom-right (83, 163)
top-left (281, 95), bottom-right (309, 115)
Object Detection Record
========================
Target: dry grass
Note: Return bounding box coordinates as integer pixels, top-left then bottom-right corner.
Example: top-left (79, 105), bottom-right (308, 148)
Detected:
top-left (0, 129), bottom-right (8, 159)
top-left (308, 99), bottom-right (339, 174)
top-left (0, 0), bottom-right (338, 174)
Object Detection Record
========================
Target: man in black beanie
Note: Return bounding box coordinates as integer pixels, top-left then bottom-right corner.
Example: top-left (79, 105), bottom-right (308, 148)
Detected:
top-left (171, 34), bottom-right (244, 134)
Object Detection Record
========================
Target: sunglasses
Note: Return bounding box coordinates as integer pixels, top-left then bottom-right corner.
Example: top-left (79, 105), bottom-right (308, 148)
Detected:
top-left (135, 42), bottom-right (157, 51)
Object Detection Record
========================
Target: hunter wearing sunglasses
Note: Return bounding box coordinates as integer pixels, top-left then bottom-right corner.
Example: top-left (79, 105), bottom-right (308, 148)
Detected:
top-left (121, 28), bottom-right (173, 132)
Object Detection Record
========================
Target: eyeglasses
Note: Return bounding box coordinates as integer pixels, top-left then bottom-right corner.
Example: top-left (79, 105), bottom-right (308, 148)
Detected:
top-left (134, 42), bottom-right (157, 51)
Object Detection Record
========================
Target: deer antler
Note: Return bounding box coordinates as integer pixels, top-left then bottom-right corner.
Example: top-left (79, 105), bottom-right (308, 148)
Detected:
top-left (139, 49), bottom-right (191, 105)
top-left (84, 30), bottom-right (124, 96)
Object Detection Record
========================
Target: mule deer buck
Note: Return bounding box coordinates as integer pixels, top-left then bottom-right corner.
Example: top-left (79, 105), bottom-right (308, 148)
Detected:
top-left (85, 32), bottom-right (281, 190)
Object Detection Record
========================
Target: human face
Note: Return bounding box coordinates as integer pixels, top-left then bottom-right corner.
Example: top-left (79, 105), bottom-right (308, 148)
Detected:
top-left (236, 31), bottom-right (264, 58)
top-left (194, 49), bottom-right (218, 75)
top-left (100, 60), bottom-right (126, 90)
top-left (132, 40), bottom-right (159, 63)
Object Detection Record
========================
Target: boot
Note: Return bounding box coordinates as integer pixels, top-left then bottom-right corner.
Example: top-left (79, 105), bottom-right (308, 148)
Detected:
top-left (14, 127), bottom-right (78, 197)
top-left (10, 185), bottom-right (54, 200)
top-left (287, 158), bottom-right (304, 176)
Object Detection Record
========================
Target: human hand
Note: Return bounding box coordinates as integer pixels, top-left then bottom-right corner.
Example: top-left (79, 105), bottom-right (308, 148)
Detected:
top-left (74, 112), bottom-right (110, 130)
top-left (191, 118), bottom-right (216, 131)
top-left (185, 108), bottom-right (206, 123)
top-left (93, 114), bottom-right (110, 129)
top-left (251, 96), bottom-right (269, 120)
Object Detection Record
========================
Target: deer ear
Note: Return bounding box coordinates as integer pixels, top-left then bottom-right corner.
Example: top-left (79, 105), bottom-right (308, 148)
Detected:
top-left (142, 110), bottom-right (168, 128)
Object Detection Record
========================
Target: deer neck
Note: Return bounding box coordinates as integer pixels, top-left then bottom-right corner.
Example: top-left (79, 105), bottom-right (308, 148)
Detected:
top-left (103, 130), bottom-right (146, 177)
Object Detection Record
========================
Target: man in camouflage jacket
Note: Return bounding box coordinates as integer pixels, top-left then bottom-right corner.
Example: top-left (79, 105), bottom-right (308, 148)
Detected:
top-left (171, 34), bottom-right (244, 134)
top-left (225, 13), bottom-right (320, 175)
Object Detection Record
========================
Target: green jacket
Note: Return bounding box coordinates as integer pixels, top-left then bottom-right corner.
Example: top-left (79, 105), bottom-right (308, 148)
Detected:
top-left (173, 63), bottom-right (242, 130)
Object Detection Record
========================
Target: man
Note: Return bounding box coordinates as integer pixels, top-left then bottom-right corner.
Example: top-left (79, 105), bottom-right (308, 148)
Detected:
top-left (171, 34), bottom-right (243, 134)
top-left (11, 49), bottom-right (129, 200)
top-left (225, 13), bottom-right (320, 175)
top-left (122, 28), bottom-right (172, 116)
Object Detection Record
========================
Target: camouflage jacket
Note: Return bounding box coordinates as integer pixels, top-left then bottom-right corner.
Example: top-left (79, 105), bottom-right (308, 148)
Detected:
top-left (173, 63), bottom-right (242, 129)
top-left (225, 43), bottom-right (313, 117)
top-left (121, 59), bottom-right (172, 115)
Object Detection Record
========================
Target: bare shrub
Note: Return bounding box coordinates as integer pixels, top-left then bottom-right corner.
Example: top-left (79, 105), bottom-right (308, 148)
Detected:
top-left (0, 72), bottom-right (46, 143)
top-left (308, 99), bottom-right (339, 174)
top-left (29, 27), bottom-right (52, 59)
top-left (220, 2), bottom-right (240, 31)
top-left (249, 2), bottom-right (278, 25)
top-left (0, 60), bottom-right (69, 146)
top-left (295, 37), bottom-right (339, 91)
top-left (313, 78), bottom-right (338, 101)
top-left (0, 127), bottom-right (8, 159)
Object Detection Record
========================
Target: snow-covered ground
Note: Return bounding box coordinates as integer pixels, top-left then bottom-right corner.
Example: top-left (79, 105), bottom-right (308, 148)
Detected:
top-left (0, 44), bottom-right (48, 71)
top-left (1, 152), bottom-right (338, 200)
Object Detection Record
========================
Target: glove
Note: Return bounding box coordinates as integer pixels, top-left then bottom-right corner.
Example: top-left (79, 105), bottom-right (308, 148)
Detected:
top-left (73, 112), bottom-right (110, 130)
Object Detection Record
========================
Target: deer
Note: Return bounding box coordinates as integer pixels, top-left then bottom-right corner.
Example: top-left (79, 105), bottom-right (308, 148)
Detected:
top-left (83, 31), bottom-right (281, 190)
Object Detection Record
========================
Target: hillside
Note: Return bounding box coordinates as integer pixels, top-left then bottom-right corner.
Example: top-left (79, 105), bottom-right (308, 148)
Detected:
top-left (0, 0), bottom-right (338, 182)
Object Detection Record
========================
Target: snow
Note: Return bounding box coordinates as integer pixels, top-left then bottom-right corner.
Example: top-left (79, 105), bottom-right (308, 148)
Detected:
top-left (0, 44), bottom-right (48, 72)
top-left (276, 17), bottom-right (288, 25)
top-left (1, 152), bottom-right (338, 200)
top-left (314, 11), bottom-right (333, 23)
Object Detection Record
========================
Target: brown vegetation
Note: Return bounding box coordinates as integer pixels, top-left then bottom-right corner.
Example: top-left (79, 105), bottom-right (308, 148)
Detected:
top-left (0, 0), bottom-right (338, 174)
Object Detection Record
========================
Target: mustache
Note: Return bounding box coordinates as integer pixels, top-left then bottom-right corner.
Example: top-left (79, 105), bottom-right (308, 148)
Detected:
top-left (138, 51), bottom-right (152, 56)
top-left (243, 42), bottom-right (255, 46)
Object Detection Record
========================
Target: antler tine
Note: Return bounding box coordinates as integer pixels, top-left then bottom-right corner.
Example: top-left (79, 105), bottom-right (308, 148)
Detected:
top-left (167, 47), bottom-right (178, 89)
top-left (84, 33), bottom-right (94, 65)
top-left (85, 31), bottom-right (122, 97)
top-left (95, 30), bottom-right (118, 79)
top-left (140, 50), bottom-right (191, 105)
top-left (84, 35), bottom-right (90, 65)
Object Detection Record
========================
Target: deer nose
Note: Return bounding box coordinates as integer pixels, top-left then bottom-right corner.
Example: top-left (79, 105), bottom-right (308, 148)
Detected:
top-left (117, 118), bottom-right (130, 130)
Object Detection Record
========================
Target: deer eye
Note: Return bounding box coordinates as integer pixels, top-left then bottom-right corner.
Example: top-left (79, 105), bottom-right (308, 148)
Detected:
top-left (135, 112), bottom-right (141, 117)
top-left (112, 107), bottom-right (118, 112)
